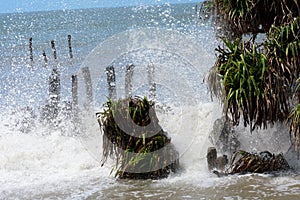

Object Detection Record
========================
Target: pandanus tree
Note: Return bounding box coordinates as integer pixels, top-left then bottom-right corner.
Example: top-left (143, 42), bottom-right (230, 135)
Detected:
top-left (201, 0), bottom-right (300, 157)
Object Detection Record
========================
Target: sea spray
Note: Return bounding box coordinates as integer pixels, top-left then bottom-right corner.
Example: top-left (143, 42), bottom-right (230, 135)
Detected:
top-left (1, 3), bottom-right (299, 199)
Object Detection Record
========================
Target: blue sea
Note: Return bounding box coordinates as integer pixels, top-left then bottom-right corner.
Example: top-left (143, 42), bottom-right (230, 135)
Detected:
top-left (0, 2), bottom-right (300, 199)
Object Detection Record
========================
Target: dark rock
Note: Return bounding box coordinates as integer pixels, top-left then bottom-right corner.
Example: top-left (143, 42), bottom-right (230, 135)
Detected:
top-left (207, 147), bottom-right (217, 171)
top-left (216, 155), bottom-right (228, 171)
top-left (207, 147), bottom-right (228, 172)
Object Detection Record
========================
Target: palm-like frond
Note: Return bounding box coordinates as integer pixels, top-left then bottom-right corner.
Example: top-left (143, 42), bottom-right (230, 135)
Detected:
top-left (206, 7), bottom-right (300, 152)
top-left (200, 0), bottom-right (300, 38)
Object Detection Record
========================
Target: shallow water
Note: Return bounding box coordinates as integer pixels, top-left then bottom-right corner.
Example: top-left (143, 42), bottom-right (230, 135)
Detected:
top-left (1, 103), bottom-right (300, 199)
top-left (1, 2), bottom-right (300, 199)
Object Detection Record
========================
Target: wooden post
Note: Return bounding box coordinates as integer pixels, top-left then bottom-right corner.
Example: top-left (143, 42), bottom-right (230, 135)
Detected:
top-left (82, 67), bottom-right (93, 106)
top-left (207, 147), bottom-right (217, 171)
top-left (147, 64), bottom-right (156, 100)
top-left (106, 66), bottom-right (117, 100)
top-left (51, 40), bottom-right (57, 60)
top-left (29, 37), bottom-right (33, 62)
top-left (71, 74), bottom-right (79, 124)
top-left (68, 35), bottom-right (73, 59)
top-left (125, 64), bottom-right (134, 98)
top-left (48, 40), bottom-right (59, 118)
top-left (49, 68), bottom-right (61, 102)
top-left (72, 74), bottom-right (78, 108)
top-left (48, 67), bottom-right (61, 119)
top-left (42, 50), bottom-right (48, 64)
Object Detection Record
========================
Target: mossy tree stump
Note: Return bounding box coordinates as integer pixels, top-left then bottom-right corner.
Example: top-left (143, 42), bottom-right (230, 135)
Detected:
top-left (97, 96), bottom-right (179, 179)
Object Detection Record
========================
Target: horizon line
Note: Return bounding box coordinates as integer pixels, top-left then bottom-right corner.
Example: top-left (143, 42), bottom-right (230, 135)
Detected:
top-left (0, 1), bottom-right (201, 15)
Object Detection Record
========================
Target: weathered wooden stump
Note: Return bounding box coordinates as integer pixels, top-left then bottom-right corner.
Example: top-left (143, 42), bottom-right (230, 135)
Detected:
top-left (207, 147), bottom-right (217, 171)
top-left (207, 147), bottom-right (228, 172)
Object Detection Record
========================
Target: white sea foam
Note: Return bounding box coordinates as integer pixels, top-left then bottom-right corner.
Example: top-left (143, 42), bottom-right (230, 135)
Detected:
top-left (1, 3), bottom-right (300, 199)
top-left (1, 96), bottom-right (300, 199)
top-left (0, 102), bottom-right (221, 197)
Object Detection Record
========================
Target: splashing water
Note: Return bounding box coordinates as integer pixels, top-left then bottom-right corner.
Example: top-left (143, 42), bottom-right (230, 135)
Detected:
top-left (0, 3), bottom-right (299, 199)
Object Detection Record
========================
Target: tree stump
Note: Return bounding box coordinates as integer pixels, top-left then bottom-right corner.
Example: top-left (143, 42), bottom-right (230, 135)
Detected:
top-left (207, 147), bottom-right (228, 172)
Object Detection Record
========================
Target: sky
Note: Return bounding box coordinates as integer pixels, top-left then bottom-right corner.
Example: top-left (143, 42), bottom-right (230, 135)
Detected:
top-left (0, 0), bottom-right (201, 14)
